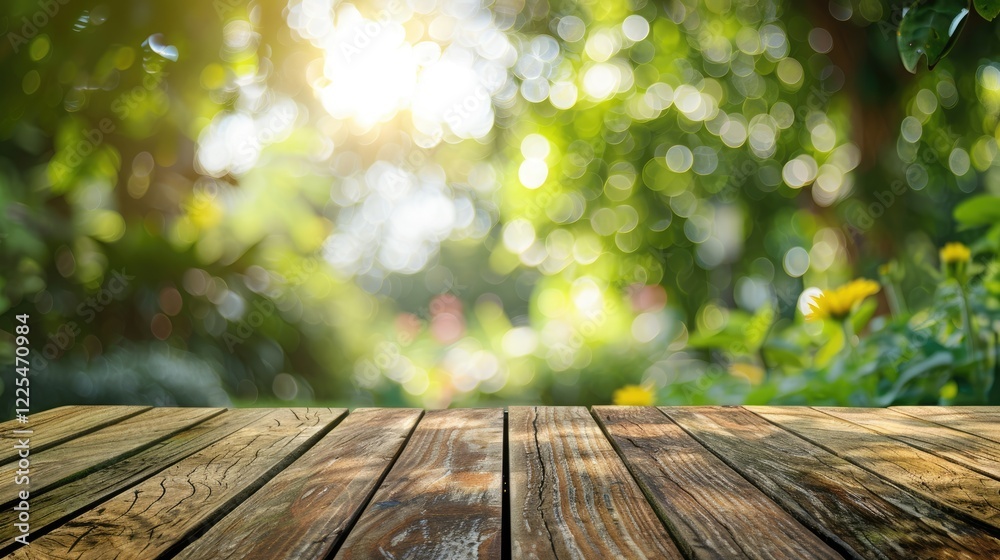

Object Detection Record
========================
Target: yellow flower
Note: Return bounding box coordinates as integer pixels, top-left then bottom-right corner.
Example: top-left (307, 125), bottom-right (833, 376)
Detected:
top-left (940, 242), bottom-right (971, 264)
top-left (805, 279), bottom-right (880, 321)
top-left (940, 381), bottom-right (958, 401)
top-left (612, 384), bottom-right (655, 406)
top-left (878, 260), bottom-right (902, 282)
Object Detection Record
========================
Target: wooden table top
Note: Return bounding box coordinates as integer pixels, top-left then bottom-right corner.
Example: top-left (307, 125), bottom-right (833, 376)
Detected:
top-left (1, 405), bottom-right (999, 559)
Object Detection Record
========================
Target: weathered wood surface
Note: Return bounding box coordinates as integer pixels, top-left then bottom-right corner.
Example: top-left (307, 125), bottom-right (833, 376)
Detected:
top-left (0, 406), bottom-right (149, 465)
top-left (3, 405), bottom-right (1000, 559)
top-left (334, 408), bottom-right (504, 560)
top-left (818, 407), bottom-right (1000, 480)
top-left (0, 407), bottom-right (222, 503)
top-left (509, 406), bottom-right (681, 559)
top-left (594, 406), bottom-right (840, 560)
top-left (665, 406), bottom-right (1000, 559)
top-left (0, 409), bottom-right (270, 554)
top-left (753, 406), bottom-right (1000, 531)
top-left (892, 406), bottom-right (1000, 443)
top-left (175, 408), bottom-right (422, 560)
top-left (9, 408), bottom-right (345, 560)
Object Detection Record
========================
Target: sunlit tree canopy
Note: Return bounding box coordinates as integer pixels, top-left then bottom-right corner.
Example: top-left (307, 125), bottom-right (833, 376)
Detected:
top-left (2, 0), bottom-right (999, 412)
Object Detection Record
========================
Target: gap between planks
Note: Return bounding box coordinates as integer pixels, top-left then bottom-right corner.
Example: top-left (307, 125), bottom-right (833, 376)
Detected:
top-left (7, 409), bottom-right (347, 560)
top-left (9, 406), bottom-right (1000, 560)
top-left (749, 406), bottom-right (1000, 535)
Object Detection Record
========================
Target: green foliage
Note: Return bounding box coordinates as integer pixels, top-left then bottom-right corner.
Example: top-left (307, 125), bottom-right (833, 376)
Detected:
top-left (896, 0), bottom-right (1000, 72)
top-left (975, 0), bottom-right (1000, 20)
top-left (898, 0), bottom-right (970, 73)
top-left (954, 194), bottom-right (1000, 226)
top-left (0, 0), bottom-right (999, 412)
top-left (691, 239), bottom-right (999, 406)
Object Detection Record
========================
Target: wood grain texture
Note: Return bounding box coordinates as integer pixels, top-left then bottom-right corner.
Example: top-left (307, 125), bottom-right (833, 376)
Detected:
top-left (7, 404), bottom-right (1000, 559)
top-left (891, 406), bottom-right (1000, 444)
top-left (0, 406), bottom-right (150, 465)
top-left (509, 406), bottom-right (681, 560)
top-left (0, 407), bottom-right (222, 504)
top-left (753, 406), bottom-right (1000, 531)
top-left (663, 406), bottom-right (1000, 560)
top-left (174, 408), bottom-right (422, 560)
top-left (594, 406), bottom-right (839, 560)
top-left (817, 407), bottom-right (1000, 481)
top-left (0, 409), bottom-right (270, 555)
top-left (7, 408), bottom-right (345, 560)
top-left (334, 408), bottom-right (503, 560)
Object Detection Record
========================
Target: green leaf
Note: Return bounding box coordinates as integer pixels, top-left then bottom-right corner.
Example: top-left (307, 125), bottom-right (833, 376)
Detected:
top-left (815, 327), bottom-right (845, 368)
top-left (850, 299), bottom-right (878, 334)
top-left (984, 224), bottom-right (1000, 251)
top-left (762, 339), bottom-right (806, 368)
top-left (688, 311), bottom-right (752, 352)
top-left (954, 194), bottom-right (1000, 227)
top-left (975, 0), bottom-right (1000, 20)
top-left (897, 0), bottom-right (971, 73)
top-left (745, 303), bottom-right (775, 353)
top-left (687, 329), bottom-right (743, 350)
top-left (876, 351), bottom-right (953, 405)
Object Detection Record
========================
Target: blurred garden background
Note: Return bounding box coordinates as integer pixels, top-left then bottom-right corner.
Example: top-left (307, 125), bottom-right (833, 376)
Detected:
top-left (1, 0), bottom-right (999, 415)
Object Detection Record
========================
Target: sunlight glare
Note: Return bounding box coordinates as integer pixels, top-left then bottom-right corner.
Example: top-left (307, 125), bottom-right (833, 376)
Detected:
top-left (316, 5), bottom-right (418, 129)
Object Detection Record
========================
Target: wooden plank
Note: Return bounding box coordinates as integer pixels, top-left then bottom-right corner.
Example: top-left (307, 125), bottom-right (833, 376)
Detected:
top-left (0, 409), bottom-right (271, 555)
top-left (0, 405), bottom-right (73, 431)
top-left (8, 408), bottom-right (346, 560)
top-left (0, 406), bottom-right (150, 464)
top-left (663, 406), bottom-right (1000, 560)
top-left (594, 406), bottom-right (839, 560)
top-left (818, 407), bottom-right (1000, 481)
top-left (0, 407), bottom-right (222, 504)
top-left (174, 408), bottom-right (422, 560)
top-left (509, 406), bottom-right (681, 560)
top-left (753, 406), bottom-right (1000, 531)
top-left (891, 406), bottom-right (1000, 444)
top-left (334, 408), bottom-right (503, 560)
